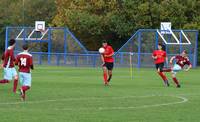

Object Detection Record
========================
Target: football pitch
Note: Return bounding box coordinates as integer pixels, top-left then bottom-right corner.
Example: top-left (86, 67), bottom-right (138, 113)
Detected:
top-left (0, 66), bottom-right (200, 122)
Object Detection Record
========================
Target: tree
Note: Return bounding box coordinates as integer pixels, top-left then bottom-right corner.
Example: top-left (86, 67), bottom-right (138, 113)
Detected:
top-left (53, 0), bottom-right (137, 50)
top-left (0, 0), bottom-right (56, 51)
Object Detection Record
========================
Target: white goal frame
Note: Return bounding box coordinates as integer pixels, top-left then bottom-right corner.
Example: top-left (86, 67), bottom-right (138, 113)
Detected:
top-left (157, 22), bottom-right (191, 45)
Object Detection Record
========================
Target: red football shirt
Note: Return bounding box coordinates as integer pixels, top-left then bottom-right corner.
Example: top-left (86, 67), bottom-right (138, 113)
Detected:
top-left (103, 45), bottom-right (114, 63)
top-left (2, 46), bottom-right (15, 68)
top-left (16, 51), bottom-right (33, 73)
top-left (175, 55), bottom-right (191, 68)
top-left (152, 50), bottom-right (167, 64)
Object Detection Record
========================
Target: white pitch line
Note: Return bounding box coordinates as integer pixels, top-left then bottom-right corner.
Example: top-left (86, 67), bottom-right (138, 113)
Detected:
top-left (0, 95), bottom-right (188, 111)
top-left (0, 95), bottom-right (157, 105)
top-left (98, 95), bottom-right (188, 110)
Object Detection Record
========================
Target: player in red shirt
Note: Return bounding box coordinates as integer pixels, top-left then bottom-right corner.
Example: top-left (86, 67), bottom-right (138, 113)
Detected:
top-left (0, 39), bottom-right (18, 93)
top-left (162, 50), bottom-right (192, 88)
top-left (15, 44), bottom-right (34, 101)
top-left (152, 43), bottom-right (169, 86)
top-left (100, 40), bottom-right (114, 85)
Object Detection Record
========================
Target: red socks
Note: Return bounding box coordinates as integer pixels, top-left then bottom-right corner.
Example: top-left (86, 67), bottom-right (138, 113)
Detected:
top-left (21, 86), bottom-right (30, 100)
top-left (173, 77), bottom-right (179, 86)
top-left (22, 86), bottom-right (30, 91)
top-left (158, 72), bottom-right (167, 81)
top-left (0, 79), bottom-right (9, 84)
top-left (13, 79), bottom-right (18, 93)
top-left (0, 79), bottom-right (18, 93)
top-left (103, 71), bottom-right (108, 84)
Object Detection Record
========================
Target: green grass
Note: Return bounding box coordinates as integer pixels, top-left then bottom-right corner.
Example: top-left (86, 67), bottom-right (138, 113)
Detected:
top-left (0, 66), bottom-right (200, 122)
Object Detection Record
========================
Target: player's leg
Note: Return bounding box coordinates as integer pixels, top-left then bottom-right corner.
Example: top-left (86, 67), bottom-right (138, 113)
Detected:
top-left (19, 72), bottom-right (31, 101)
top-left (171, 73), bottom-right (180, 88)
top-left (0, 68), bottom-right (10, 84)
top-left (107, 63), bottom-right (114, 82)
top-left (0, 79), bottom-right (9, 83)
top-left (102, 64), bottom-right (108, 85)
top-left (107, 70), bottom-right (112, 82)
top-left (157, 63), bottom-right (169, 86)
top-left (171, 64), bottom-right (181, 88)
top-left (12, 68), bottom-right (18, 93)
top-left (162, 68), bottom-right (172, 72)
top-left (18, 72), bottom-right (24, 100)
top-left (20, 85), bottom-right (30, 101)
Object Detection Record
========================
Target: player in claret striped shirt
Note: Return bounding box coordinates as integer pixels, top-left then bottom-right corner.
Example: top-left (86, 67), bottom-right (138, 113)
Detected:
top-left (0, 39), bottom-right (18, 93)
top-left (162, 50), bottom-right (192, 88)
top-left (15, 44), bottom-right (34, 101)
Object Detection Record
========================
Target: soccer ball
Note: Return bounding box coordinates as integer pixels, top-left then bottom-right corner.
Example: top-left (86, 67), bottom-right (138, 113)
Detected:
top-left (99, 48), bottom-right (105, 53)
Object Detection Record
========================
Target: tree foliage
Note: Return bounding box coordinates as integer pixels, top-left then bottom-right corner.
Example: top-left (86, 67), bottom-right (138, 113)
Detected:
top-left (53, 0), bottom-right (200, 51)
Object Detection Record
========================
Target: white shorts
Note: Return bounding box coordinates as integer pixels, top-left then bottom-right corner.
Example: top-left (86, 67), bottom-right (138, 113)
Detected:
top-left (19, 72), bottom-right (32, 87)
top-left (3, 67), bottom-right (17, 80)
top-left (172, 64), bottom-right (182, 74)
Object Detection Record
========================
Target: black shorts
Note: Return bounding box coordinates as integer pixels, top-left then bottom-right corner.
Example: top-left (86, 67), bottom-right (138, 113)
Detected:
top-left (103, 62), bottom-right (114, 70)
top-left (155, 63), bottom-right (164, 72)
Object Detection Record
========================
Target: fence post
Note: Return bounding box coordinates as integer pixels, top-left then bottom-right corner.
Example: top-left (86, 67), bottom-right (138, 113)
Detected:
top-left (194, 31), bottom-right (198, 67)
top-left (64, 28), bottom-right (67, 64)
top-left (155, 30), bottom-right (158, 49)
top-left (48, 27), bottom-right (52, 65)
top-left (5, 27), bottom-right (9, 50)
top-left (93, 55), bottom-right (96, 67)
top-left (39, 53), bottom-right (42, 65)
top-left (75, 55), bottom-right (78, 67)
top-left (56, 54), bottom-right (59, 66)
top-left (179, 31), bottom-right (183, 53)
top-left (120, 53), bottom-right (123, 64)
top-left (137, 31), bottom-right (141, 68)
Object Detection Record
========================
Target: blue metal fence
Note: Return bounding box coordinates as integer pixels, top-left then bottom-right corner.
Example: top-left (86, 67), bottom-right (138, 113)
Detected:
top-left (6, 28), bottom-right (198, 68)
top-left (116, 29), bottom-right (198, 68)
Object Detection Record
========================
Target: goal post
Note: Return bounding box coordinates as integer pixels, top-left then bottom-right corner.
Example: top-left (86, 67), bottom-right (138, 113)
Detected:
top-left (15, 21), bottom-right (48, 41)
top-left (157, 22), bottom-right (191, 45)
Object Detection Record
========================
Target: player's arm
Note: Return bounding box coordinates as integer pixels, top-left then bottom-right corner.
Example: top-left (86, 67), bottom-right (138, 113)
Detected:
top-left (169, 56), bottom-right (175, 64)
top-left (1, 53), bottom-right (6, 68)
top-left (30, 57), bottom-right (34, 70)
top-left (100, 54), bottom-right (105, 63)
top-left (15, 55), bottom-right (19, 65)
top-left (0, 60), bottom-right (3, 68)
top-left (104, 52), bottom-right (114, 58)
top-left (152, 51), bottom-right (157, 59)
top-left (169, 56), bottom-right (175, 68)
top-left (152, 55), bottom-right (157, 59)
top-left (184, 64), bottom-right (192, 71)
top-left (1, 54), bottom-right (4, 68)
top-left (104, 47), bottom-right (114, 58)
top-left (184, 59), bottom-right (192, 71)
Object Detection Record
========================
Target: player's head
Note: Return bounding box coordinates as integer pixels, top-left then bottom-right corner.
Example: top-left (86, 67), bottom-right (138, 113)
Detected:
top-left (161, 44), bottom-right (166, 51)
top-left (158, 43), bottom-right (163, 50)
top-left (181, 50), bottom-right (187, 57)
top-left (9, 39), bottom-right (16, 46)
top-left (22, 44), bottom-right (29, 51)
top-left (102, 40), bottom-right (108, 47)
